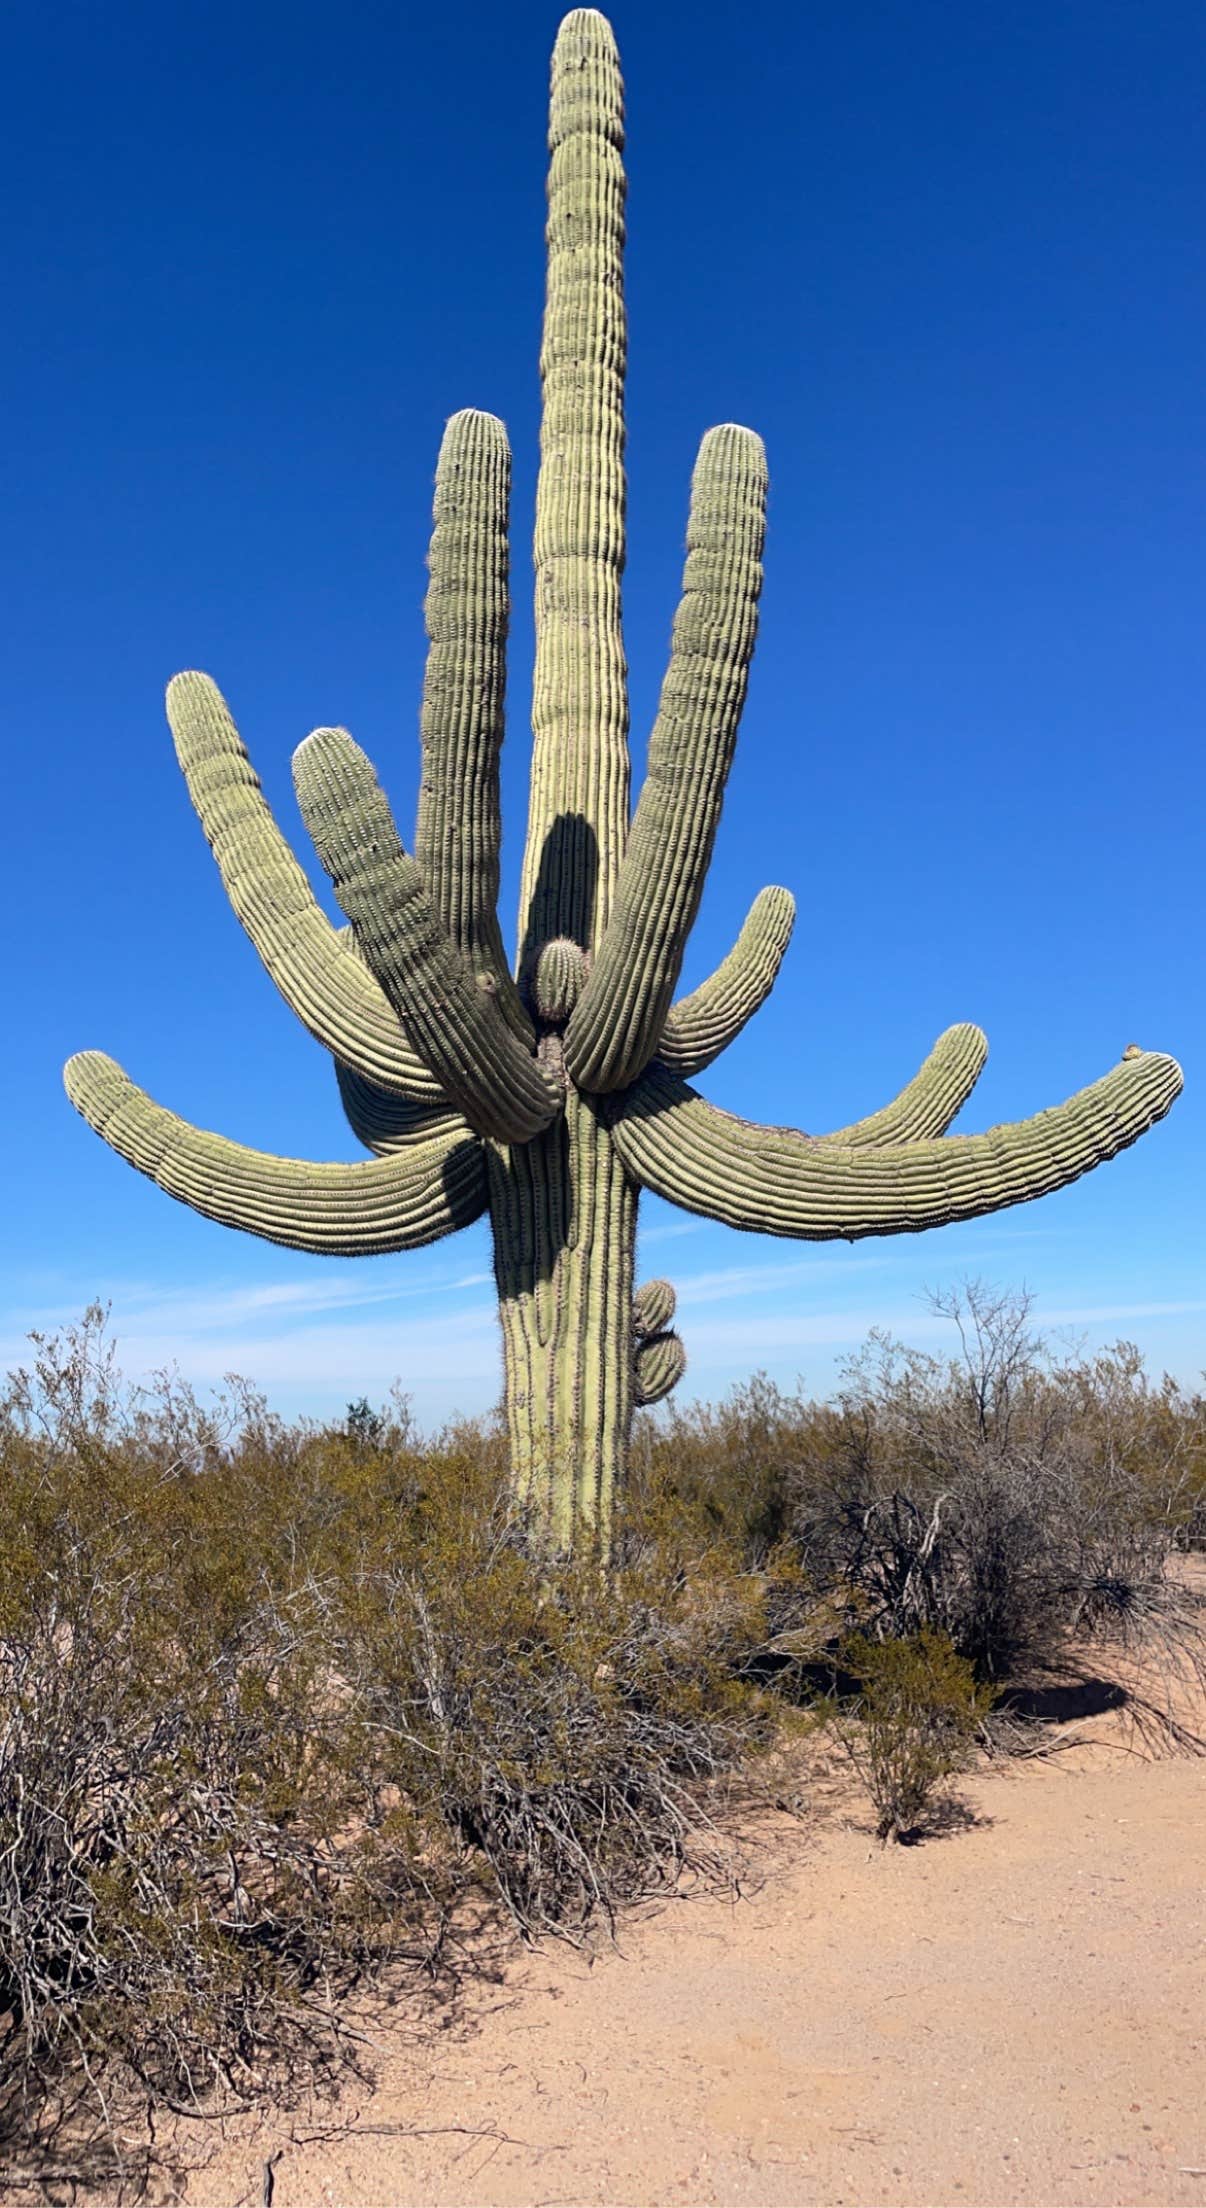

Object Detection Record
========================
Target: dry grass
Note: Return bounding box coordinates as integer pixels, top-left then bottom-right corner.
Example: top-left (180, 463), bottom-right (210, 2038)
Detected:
top-left (0, 1285), bottom-right (1202, 2188)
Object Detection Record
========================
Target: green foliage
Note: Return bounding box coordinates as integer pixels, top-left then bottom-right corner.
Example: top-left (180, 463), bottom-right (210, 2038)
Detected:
top-left (345, 1394), bottom-right (386, 1448)
top-left (838, 1628), bottom-right (993, 1842)
top-left (2, 1288), bottom-right (1202, 2173)
top-left (812, 1288), bottom-right (1206, 1682)
top-left (0, 1313), bottom-right (775, 2172)
top-left (631, 1374), bottom-right (808, 1563)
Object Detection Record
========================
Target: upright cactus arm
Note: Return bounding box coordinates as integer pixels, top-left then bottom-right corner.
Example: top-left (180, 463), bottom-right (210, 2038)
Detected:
top-left (518, 7), bottom-right (630, 968)
top-left (608, 1049), bottom-right (1182, 1241)
top-left (167, 673), bottom-right (442, 1102)
top-left (819, 1023), bottom-right (989, 1147)
top-left (64, 1053), bottom-right (486, 1254)
top-left (565, 425), bottom-right (768, 1094)
top-left (658, 886), bottom-right (796, 1078)
top-left (295, 730), bottom-right (562, 1144)
top-left (414, 410), bottom-right (532, 1046)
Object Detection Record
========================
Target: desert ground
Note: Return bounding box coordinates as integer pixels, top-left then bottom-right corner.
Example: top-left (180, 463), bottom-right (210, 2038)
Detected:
top-left (155, 1670), bottom-right (1205, 2208)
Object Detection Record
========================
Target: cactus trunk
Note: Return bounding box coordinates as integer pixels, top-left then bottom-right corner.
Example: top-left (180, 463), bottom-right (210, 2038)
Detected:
top-left (490, 1092), bottom-right (637, 1559)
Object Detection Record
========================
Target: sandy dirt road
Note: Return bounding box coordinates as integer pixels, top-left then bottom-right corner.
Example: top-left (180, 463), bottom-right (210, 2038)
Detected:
top-left (170, 1708), bottom-right (1205, 2208)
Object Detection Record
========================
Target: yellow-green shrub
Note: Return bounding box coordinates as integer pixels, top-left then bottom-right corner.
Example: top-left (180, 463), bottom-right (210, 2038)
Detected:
top-left (838, 1628), bottom-right (992, 1842)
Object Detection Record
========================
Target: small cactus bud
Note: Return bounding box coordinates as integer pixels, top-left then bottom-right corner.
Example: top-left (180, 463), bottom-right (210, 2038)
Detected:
top-left (534, 937), bottom-right (587, 1024)
top-left (634, 1330), bottom-right (687, 1406)
top-left (633, 1277), bottom-right (676, 1337)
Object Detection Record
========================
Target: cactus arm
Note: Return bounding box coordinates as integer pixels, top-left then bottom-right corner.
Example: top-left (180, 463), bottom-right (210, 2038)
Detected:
top-left (657, 887), bottom-right (796, 1078)
top-left (294, 729), bottom-right (561, 1144)
top-left (335, 1063), bottom-right (469, 1156)
top-left (518, 8), bottom-right (630, 967)
top-left (632, 1277), bottom-right (676, 1337)
top-left (64, 1053), bottom-right (486, 1254)
top-left (167, 672), bottom-right (442, 1102)
top-left (634, 1331), bottom-right (687, 1407)
top-left (608, 1050), bottom-right (1182, 1241)
top-left (820, 1023), bottom-right (989, 1147)
top-left (565, 425), bottom-right (768, 1093)
top-left (414, 410), bottom-right (532, 1044)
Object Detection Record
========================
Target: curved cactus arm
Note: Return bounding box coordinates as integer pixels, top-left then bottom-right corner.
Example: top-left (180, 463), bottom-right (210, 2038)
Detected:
top-left (608, 1050), bottom-right (1182, 1242)
top-left (335, 1062), bottom-right (468, 1157)
top-left (414, 410), bottom-right (532, 1045)
top-left (294, 729), bottom-right (561, 1144)
top-left (820, 1023), bottom-right (989, 1148)
top-left (167, 672), bottom-right (442, 1102)
top-left (518, 7), bottom-right (630, 968)
top-left (64, 1053), bottom-right (486, 1254)
top-left (634, 1331), bottom-right (687, 1407)
top-left (658, 887), bottom-right (796, 1079)
top-left (565, 425), bottom-right (768, 1094)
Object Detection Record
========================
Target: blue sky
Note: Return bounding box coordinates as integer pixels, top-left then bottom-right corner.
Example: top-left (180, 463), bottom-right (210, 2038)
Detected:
top-left (4, 0), bottom-right (1202, 1421)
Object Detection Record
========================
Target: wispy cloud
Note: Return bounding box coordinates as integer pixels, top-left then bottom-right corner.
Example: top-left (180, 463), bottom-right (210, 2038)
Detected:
top-left (683, 1304), bottom-right (952, 1361)
top-left (1, 1297), bottom-right (503, 1403)
top-left (637, 1218), bottom-right (707, 1247)
top-left (7, 1265), bottom-right (495, 1344)
top-left (0, 1263), bottom-right (504, 1414)
top-left (1037, 1298), bottom-right (1206, 1326)
top-left (675, 1254), bottom-right (887, 1306)
top-left (4, 1263), bottom-right (1201, 1425)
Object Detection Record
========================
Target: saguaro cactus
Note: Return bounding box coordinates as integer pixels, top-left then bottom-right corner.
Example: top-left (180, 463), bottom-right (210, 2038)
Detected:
top-left (66, 10), bottom-right (1181, 1558)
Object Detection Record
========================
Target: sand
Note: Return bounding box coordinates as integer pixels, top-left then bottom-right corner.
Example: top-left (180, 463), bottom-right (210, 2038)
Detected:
top-left (160, 1681), bottom-right (1206, 2208)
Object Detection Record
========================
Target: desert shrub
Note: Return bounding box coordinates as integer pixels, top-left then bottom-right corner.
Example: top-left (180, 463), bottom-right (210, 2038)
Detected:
top-left (0, 1311), bottom-right (777, 2170)
top-left (625, 1290), bottom-right (1206, 1698)
top-left (837, 1627), bottom-right (992, 1841)
top-left (0, 1290), bottom-right (1199, 2171)
top-left (0, 1317), bottom-right (448, 2167)
top-left (630, 1373), bottom-right (810, 1563)
top-left (322, 1531), bottom-right (772, 1935)
top-left (783, 1285), bottom-right (1206, 1689)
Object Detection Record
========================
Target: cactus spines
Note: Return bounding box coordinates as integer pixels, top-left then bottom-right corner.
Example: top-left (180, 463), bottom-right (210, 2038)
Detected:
top-left (659, 886), bottom-right (796, 1078)
top-left (64, 1052), bottom-right (485, 1254)
top-left (292, 726), bottom-right (560, 1144)
top-left (533, 938), bottom-right (588, 1026)
top-left (165, 673), bottom-right (443, 1101)
top-left (633, 1278), bottom-right (676, 1338)
top-left (821, 1023), bottom-right (989, 1148)
top-left (65, 10), bottom-right (1181, 1560)
top-left (564, 424), bottom-right (769, 1095)
top-left (632, 1277), bottom-right (684, 1407)
top-left (608, 1052), bottom-right (1182, 1242)
top-left (519, 7), bottom-right (629, 972)
top-left (634, 1331), bottom-right (687, 1408)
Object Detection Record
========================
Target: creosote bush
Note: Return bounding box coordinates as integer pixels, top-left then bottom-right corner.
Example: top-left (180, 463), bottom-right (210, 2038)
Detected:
top-left (0, 1313), bottom-right (774, 2173)
top-left (836, 1628), bottom-right (992, 1842)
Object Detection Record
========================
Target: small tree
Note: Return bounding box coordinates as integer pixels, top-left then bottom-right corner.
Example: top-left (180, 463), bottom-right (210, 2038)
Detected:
top-left (345, 1396), bottom-right (385, 1450)
top-left (65, 13), bottom-right (1180, 1557)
